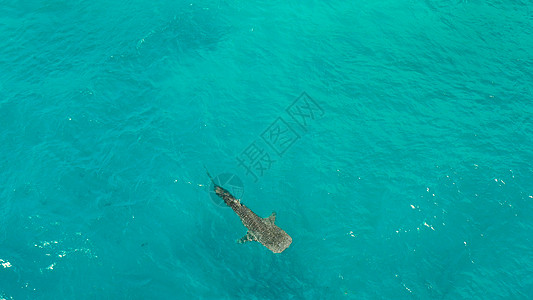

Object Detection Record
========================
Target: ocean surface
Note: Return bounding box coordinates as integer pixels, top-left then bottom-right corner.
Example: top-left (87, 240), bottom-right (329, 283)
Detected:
top-left (1, 0), bottom-right (532, 299)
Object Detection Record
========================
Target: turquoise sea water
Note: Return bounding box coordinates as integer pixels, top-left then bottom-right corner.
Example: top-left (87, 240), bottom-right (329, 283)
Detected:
top-left (1, 0), bottom-right (532, 298)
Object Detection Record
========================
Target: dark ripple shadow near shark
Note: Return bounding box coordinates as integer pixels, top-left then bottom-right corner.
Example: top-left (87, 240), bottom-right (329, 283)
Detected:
top-left (205, 169), bottom-right (292, 253)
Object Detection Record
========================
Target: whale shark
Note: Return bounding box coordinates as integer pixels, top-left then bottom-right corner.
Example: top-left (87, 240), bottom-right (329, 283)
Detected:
top-left (206, 170), bottom-right (292, 253)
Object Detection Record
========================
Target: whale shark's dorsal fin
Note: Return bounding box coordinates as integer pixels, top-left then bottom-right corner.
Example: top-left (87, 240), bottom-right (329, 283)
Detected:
top-left (238, 232), bottom-right (257, 244)
top-left (266, 212), bottom-right (276, 224)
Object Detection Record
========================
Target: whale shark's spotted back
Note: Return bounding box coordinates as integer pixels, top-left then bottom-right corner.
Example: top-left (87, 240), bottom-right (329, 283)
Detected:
top-left (206, 170), bottom-right (292, 253)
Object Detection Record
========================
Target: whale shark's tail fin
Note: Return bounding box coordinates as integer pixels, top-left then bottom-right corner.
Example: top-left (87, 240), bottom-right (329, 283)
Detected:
top-left (204, 165), bottom-right (216, 186)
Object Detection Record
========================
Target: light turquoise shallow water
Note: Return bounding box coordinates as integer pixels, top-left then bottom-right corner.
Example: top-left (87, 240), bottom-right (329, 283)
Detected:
top-left (1, 0), bottom-right (532, 299)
